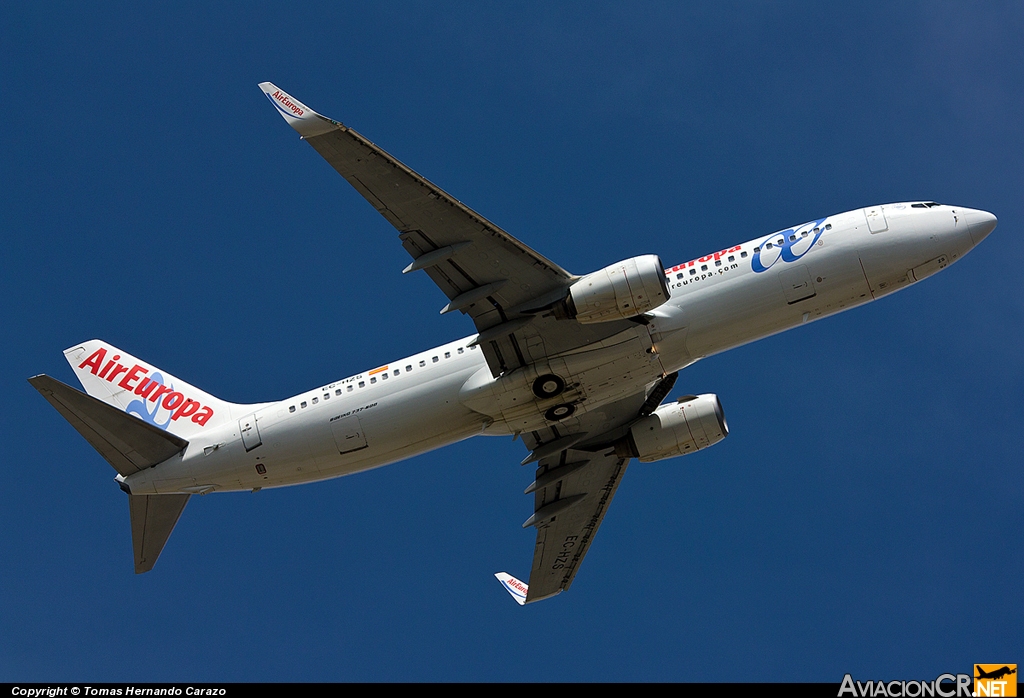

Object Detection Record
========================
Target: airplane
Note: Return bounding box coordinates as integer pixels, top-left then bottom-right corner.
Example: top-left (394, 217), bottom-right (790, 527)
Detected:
top-left (29, 82), bottom-right (998, 604)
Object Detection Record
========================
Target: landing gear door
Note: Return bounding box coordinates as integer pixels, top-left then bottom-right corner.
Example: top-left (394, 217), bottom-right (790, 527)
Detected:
top-left (239, 415), bottom-right (262, 452)
top-left (331, 414), bottom-right (368, 454)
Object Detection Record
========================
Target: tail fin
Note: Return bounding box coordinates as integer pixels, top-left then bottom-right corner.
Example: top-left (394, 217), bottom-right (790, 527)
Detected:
top-left (63, 340), bottom-right (258, 440)
top-left (30, 374), bottom-right (193, 574)
top-left (494, 572), bottom-right (529, 606)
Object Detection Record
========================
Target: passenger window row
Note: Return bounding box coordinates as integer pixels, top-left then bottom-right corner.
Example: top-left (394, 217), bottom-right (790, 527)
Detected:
top-left (287, 344), bottom-right (477, 413)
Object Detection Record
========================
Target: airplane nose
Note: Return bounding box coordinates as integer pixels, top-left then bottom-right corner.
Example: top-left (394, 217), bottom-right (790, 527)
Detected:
top-left (964, 208), bottom-right (998, 245)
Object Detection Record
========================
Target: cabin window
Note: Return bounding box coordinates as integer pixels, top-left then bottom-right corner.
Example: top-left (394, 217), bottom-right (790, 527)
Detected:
top-left (370, 377), bottom-right (377, 384)
top-left (432, 356), bottom-right (439, 363)
top-left (765, 243), bottom-right (772, 249)
top-left (347, 385), bottom-right (354, 392)
top-left (381, 373), bottom-right (388, 380)
top-left (393, 369), bottom-right (400, 376)
top-left (789, 234), bottom-right (796, 241)
top-left (754, 247), bottom-right (760, 253)
top-left (300, 401), bottom-right (307, 408)
top-left (358, 381), bottom-right (365, 388)
top-left (444, 351), bottom-right (451, 359)
top-left (825, 224), bottom-right (832, 230)
top-left (715, 260), bottom-right (722, 267)
top-left (420, 360), bottom-right (426, 367)
top-left (458, 347), bottom-right (464, 354)
top-left (741, 251), bottom-right (748, 258)
top-left (323, 394), bottom-right (329, 400)
top-left (677, 273), bottom-right (684, 279)
top-left (289, 406), bottom-right (296, 413)
top-left (728, 255), bottom-right (734, 262)
top-left (689, 268), bottom-right (696, 275)
top-left (701, 264), bottom-right (708, 271)
top-left (406, 365), bottom-right (412, 372)
top-left (335, 389), bottom-right (341, 395)
top-left (312, 397), bottom-right (318, 404)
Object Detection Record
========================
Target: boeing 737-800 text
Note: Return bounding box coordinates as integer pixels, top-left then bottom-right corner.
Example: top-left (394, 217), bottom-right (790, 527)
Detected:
top-left (30, 83), bottom-right (997, 604)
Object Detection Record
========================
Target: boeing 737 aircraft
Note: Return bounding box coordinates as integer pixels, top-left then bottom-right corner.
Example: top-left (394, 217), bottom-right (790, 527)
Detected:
top-left (30, 83), bottom-right (998, 604)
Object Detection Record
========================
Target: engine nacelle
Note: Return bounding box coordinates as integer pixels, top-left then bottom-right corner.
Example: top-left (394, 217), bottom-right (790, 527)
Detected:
top-left (568, 254), bottom-right (671, 324)
top-left (618, 394), bottom-right (728, 462)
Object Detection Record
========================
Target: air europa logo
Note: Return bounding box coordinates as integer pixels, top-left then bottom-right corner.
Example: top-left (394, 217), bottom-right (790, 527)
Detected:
top-left (667, 245), bottom-right (743, 274)
top-left (504, 577), bottom-right (528, 595)
top-left (78, 347), bottom-right (214, 426)
top-left (272, 90), bottom-right (304, 117)
top-left (752, 217), bottom-right (827, 273)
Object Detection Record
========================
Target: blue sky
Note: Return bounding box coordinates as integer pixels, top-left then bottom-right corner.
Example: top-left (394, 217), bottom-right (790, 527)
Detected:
top-left (2, 2), bottom-right (1021, 682)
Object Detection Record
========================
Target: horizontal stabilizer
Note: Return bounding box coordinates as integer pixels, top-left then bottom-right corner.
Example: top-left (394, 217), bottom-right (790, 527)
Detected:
top-left (129, 494), bottom-right (190, 573)
top-left (29, 375), bottom-right (188, 477)
top-left (494, 572), bottom-right (529, 606)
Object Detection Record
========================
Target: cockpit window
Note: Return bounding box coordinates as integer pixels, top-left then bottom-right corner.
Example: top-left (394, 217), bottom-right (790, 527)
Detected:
top-left (912, 202), bottom-right (942, 209)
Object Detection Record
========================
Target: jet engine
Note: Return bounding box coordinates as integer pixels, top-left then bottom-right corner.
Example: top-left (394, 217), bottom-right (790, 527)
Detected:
top-left (616, 394), bottom-right (728, 462)
top-left (568, 254), bottom-right (671, 324)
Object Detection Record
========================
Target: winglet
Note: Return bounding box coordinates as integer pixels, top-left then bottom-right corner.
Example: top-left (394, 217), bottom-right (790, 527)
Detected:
top-left (258, 82), bottom-right (337, 138)
top-left (494, 572), bottom-right (528, 606)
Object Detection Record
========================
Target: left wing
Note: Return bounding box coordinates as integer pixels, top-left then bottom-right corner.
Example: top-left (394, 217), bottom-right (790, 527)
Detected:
top-left (515, 371), bottom-right (678, 602)
top-left (516, 385), bottom-right (658, 603)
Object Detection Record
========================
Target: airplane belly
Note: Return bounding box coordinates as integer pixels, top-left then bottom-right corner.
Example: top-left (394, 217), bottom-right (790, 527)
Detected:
top-left (460, 326), bottom-right (665, 434)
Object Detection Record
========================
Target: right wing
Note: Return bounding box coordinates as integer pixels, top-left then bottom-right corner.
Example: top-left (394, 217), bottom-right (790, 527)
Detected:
top-left (259, 82), bottom-right (640, 377)
top-left (259, 83), bottom-right (571, 316)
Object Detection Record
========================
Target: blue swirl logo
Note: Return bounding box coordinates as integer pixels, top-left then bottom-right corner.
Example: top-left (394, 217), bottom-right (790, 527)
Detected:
top-left (751, 217), bottom-right (827, 273)
top-left (126, 372), bottom-right (173, 429)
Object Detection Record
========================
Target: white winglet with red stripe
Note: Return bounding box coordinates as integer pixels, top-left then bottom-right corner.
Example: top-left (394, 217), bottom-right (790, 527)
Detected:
top-left (494, 572), bottom-right (528, 605)
top-left (258, 82), bottom-right (337, 138)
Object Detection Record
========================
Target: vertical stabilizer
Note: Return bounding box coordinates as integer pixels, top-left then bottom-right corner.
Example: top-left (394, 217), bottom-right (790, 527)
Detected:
top-left (63, 340), bottom-right (265, 440)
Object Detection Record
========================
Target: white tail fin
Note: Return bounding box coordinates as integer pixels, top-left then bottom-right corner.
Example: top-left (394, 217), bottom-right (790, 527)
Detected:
top-left (494, 572), bottom-right (528, 605)
top-left (64, 340), bottom-right (262, 440)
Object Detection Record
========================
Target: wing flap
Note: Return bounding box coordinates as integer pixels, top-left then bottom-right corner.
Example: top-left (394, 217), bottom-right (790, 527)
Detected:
top-left (29, 375), bottom-right (188, 476)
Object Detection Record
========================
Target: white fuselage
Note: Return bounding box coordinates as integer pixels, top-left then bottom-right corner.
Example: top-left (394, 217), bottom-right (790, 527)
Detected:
top-left (124, 203), bottom-right (991, 495)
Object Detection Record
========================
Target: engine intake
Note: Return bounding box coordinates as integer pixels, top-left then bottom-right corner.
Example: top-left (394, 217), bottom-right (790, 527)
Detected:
top-left (617, 394), bottom-right (728, 462)
top-left (568, 254), bottom-right (671, 324)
